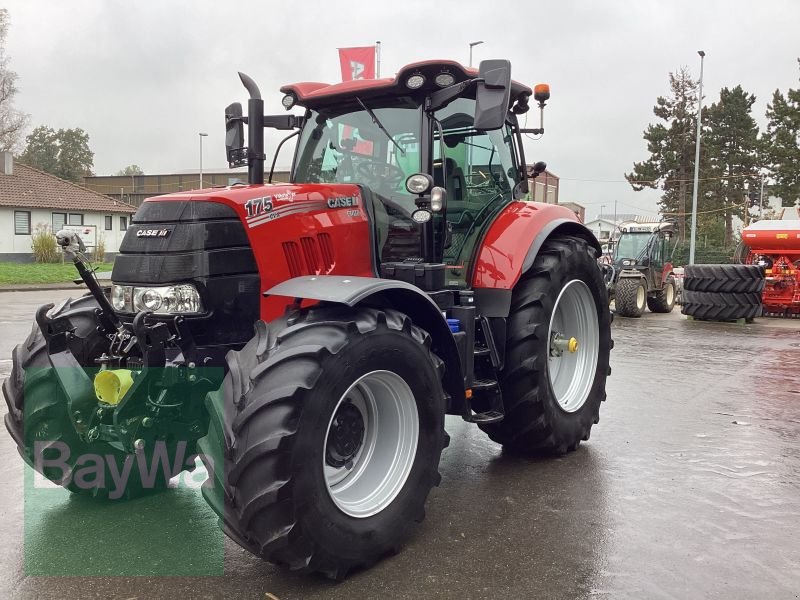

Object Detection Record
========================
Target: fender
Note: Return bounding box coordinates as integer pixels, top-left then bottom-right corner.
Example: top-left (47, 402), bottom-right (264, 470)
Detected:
top-left (662, 262), bottom-right (674, 285)
top-left (618, 269), bottom-right (645, 279)
top-left (471, 201), bottom-right (601, 316)
top-left (265, 275), bottom-right (466, 412)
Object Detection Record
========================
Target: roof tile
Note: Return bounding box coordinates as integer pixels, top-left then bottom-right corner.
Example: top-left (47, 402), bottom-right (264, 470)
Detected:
top-left (0, 163), bottom-right (136, 214)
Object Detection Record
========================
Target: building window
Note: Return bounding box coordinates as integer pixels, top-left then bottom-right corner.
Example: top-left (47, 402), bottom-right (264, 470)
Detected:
top-left (14, 210), bottom-right (31, 235)
top-left (52, 212), bottom-right (66, 232)
top-left (120, 216), bottom-right (128, 230)
top-left (104, 215), bottom-right (113, 230)
top-left (68, 213), bottom-right (84, 225)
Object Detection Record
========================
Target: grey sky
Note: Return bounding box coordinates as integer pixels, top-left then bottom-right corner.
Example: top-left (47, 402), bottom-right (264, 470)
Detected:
top-left (4, 0), bottom-right (799, 218)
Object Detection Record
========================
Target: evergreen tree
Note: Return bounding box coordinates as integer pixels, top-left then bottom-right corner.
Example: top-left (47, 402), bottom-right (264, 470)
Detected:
top-left (763, 60), bottom-right (800, 207)
top-left (626, 67), bottom-right (700, 241)
top-left (703, 86), bottom-right (762, 246)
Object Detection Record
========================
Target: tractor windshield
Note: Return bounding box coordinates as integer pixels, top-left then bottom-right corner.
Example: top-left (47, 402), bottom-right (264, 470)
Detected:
top-left (294, 101), bottom-right (421, 213)
top-left (614, 232), bottom-right (651, 262)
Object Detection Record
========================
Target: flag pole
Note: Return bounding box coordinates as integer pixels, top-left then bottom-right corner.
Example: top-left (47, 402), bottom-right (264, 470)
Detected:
top-left (376, 41), bottom-right (381, 78)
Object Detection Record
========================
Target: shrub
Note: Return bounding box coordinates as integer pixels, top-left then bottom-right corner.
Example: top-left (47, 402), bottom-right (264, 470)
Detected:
top-left (30, 224), bottom-right (59, 263)
top-left (95, 235), bottom-right (106, 263)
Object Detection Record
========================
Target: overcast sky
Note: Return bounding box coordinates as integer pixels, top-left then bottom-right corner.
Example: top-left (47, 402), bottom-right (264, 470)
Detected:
top-left (4, 0), bottom-right (800, 218)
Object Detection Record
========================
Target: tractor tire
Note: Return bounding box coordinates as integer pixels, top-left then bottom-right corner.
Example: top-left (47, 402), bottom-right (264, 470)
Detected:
top-left (614, 276), bottom-right (647, 317)
top-left (3, 295), bottom-right (190, 500)
top-left (683, 264), bottom-right (765, 294)
top-left (647, 275), bottom-right (677, 313)
top-left (479, 236), bottom-right (612, 455)
top-left (681, 289), bottom-right (762, 321)
top-left (198, 305), bottom-right (447, 579)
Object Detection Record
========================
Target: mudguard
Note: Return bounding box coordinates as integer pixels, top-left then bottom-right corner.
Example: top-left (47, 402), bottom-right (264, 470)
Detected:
top-left (265, 275), bottom-right (466, 411)
top-left (471, 201), bottom-right (601, 316)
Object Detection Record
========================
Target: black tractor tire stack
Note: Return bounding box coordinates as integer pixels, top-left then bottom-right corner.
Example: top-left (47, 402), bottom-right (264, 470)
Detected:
top-left (681, 264), bottom-right (764, 321)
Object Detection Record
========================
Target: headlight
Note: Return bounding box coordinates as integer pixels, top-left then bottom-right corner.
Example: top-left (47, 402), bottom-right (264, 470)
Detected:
top-left (110, 283), bottom-right (204, 314)
top-left (406, 74), bottom-right (426, 90)
top-left (435, 72), bottom-right (455, 88)
top-left (405, 173), bottom-right (433, 195)
top-left (281, 93), bottom-right (296, 110)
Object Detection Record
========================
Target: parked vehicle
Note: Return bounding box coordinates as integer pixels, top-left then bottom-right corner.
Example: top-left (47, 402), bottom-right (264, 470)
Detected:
top-left (606, 220), bottom-right (677, 317)
top-left (3, 59), bottom-right (612, 578)
top-left (740, 219), bottom-right (800, 317)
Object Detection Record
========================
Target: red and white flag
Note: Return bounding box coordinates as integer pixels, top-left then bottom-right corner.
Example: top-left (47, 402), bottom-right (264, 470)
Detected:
top-left (338, 46), bottom-right (376, 81)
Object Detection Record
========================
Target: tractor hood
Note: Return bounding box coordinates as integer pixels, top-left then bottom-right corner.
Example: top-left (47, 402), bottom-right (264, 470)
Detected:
top-left (112, 183), bottom-right (375, 341)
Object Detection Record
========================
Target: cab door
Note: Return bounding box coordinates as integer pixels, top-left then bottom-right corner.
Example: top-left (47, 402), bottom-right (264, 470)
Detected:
top-left (433, 98), bottom-right (520, 287)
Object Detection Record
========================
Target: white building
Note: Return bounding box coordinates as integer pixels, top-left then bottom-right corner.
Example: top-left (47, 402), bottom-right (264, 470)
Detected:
top-left (0, 153), bottom-right (136, 262)
top-left (584, 213), bottom-right (649, 242)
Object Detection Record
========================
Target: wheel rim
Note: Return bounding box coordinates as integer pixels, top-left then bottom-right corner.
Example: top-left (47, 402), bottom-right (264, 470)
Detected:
top-left (547, 279), bottom-right (600, 413)
top-left (666, 282), bottom-right (674, 305)
top-left (323, 370), bottom-right (419, 518)
top-left (636, 284), bottom-right (646, 310)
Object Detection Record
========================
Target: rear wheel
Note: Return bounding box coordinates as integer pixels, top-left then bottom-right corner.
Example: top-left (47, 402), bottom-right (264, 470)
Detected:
top-left (198, 306), bottom-right (447, 579)
top-left (479, 236), bottom-right (612, 454)
top-left (614, 276), bottom-right (647, 317)
top-left (647, 276), bottom-right (676, 313)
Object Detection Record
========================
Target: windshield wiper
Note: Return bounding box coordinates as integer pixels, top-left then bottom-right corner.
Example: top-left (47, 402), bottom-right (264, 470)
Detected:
top-left (356, 97), bottom-right (406, 156)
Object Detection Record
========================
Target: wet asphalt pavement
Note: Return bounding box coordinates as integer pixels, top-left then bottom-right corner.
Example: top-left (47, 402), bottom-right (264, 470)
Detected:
top-left (1, 289), bottom-right (799, 599)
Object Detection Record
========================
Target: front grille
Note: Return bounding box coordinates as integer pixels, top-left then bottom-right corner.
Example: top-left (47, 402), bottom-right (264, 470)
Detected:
top-left (113, 200), bottom-right (260, 354)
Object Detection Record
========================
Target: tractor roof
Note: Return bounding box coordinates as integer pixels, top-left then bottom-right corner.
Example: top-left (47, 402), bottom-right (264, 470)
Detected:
top-left (619, 220), bottom-right (674, 233)
top-left (280, 60), bottom-right (533, 109)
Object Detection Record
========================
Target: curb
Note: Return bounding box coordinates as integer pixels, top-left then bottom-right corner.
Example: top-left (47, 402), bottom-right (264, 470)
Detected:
top-left (0, 283), bottom-right (86, 293)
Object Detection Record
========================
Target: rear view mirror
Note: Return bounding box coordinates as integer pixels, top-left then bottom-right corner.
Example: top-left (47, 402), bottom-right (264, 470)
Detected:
top-left (474, 59), bottom-right (512, 131)
top-left (225, 102), bottom-right (246, 167)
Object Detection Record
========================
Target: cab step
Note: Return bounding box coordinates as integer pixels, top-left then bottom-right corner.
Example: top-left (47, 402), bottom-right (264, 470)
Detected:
top-left (463, 378), bottom-right (505, 424)
top-left (464, 410), bottom-right (504, 424)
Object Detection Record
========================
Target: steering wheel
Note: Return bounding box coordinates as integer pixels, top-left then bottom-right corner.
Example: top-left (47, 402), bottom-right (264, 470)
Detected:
top-left (355, 159), bottom-right (406, 190)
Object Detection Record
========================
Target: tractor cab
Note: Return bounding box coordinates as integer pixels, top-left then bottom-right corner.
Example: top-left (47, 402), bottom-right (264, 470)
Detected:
top-left (226, 60), bottom-right (548, 287)
top-left (613, 220), bottom-right (674, 276)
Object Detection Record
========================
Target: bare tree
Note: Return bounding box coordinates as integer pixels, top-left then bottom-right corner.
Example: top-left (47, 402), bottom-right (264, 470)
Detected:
top-left (0, 9), bottom-right (27, 153)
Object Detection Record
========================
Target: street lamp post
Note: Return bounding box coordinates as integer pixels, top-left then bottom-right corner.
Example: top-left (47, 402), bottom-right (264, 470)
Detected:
top-left (689, 50), bottom-right (705, 265)
top-left (469, 41), bottom-right (484, 67)
top-left (199, 132), bottom-right (208, 189)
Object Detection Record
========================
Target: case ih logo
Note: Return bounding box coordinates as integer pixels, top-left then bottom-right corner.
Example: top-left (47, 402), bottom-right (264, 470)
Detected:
top-left (327, 196), bottom-right (359, 209)
top-left (136, 228), bottom-right (171, 238)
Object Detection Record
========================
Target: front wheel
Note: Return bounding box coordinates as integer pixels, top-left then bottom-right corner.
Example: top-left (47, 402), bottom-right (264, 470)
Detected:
top-left (615, 276), bottom-right (647, 317)
top-left (479, 235), bottom-right (612, 454)
top-left (198, 306), bottom-right (447, 579)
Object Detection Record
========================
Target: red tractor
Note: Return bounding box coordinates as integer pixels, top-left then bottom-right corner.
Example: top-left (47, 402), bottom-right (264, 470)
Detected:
top-left (3, 60), bottom-right (611, 577)
top-left (741, 219), bottom-right (800, 317)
